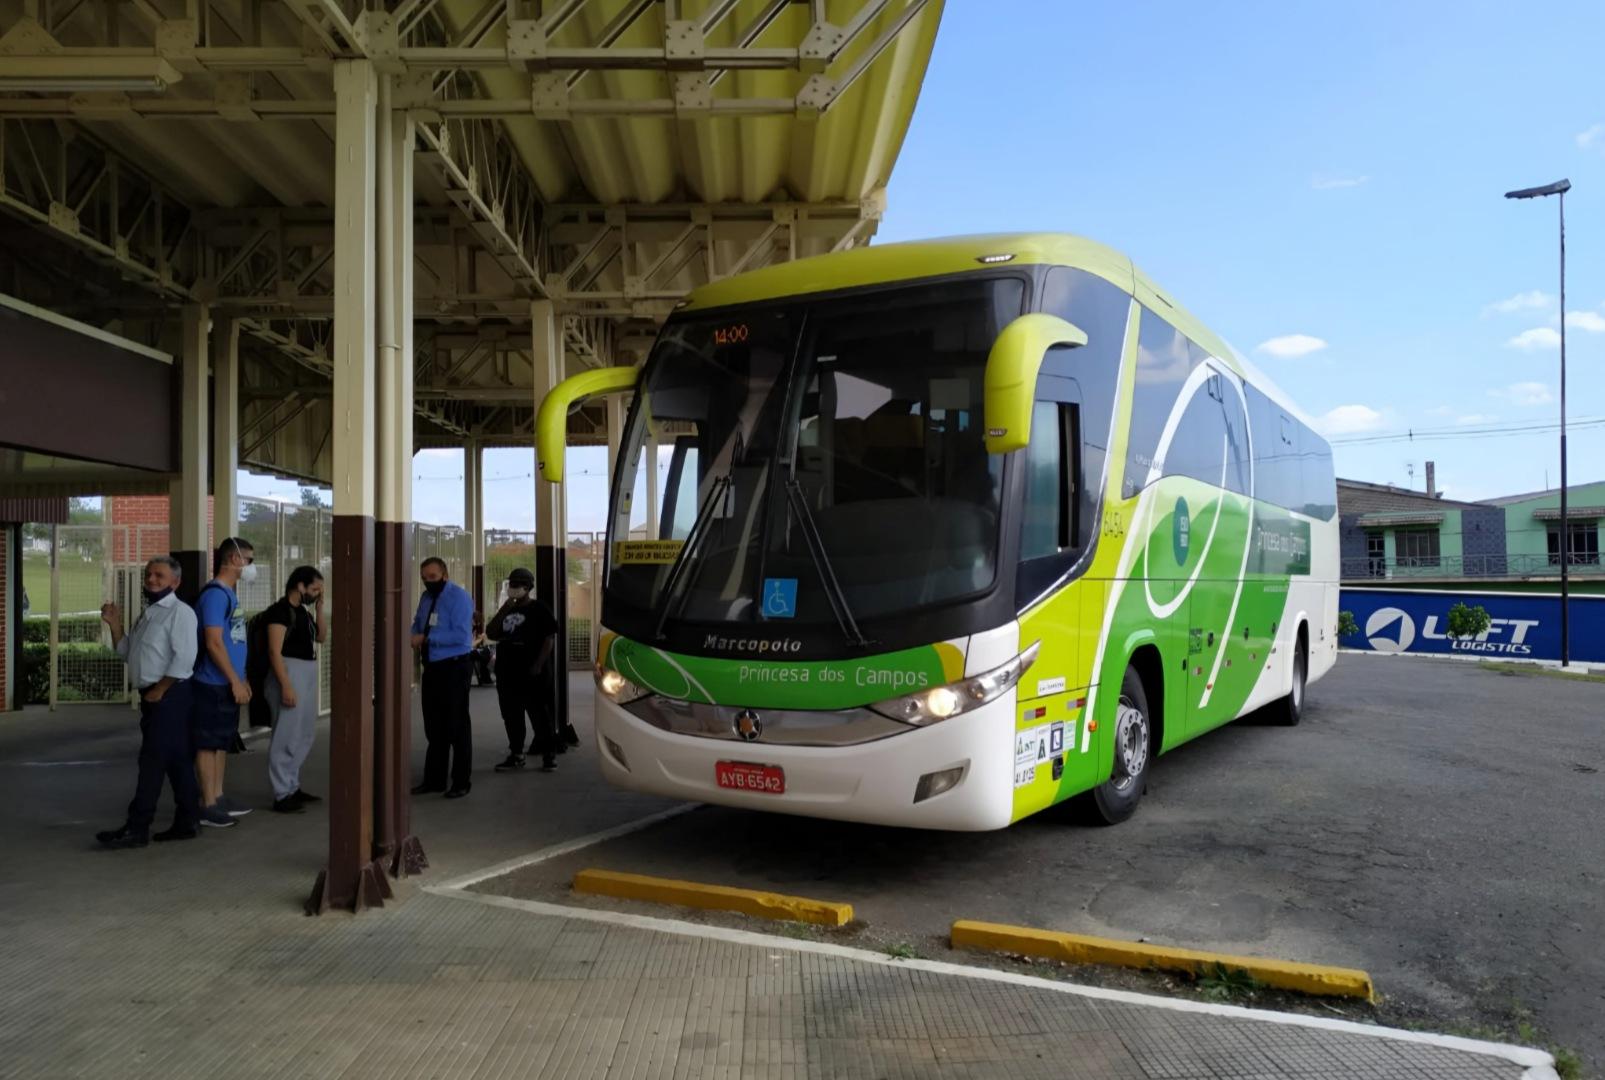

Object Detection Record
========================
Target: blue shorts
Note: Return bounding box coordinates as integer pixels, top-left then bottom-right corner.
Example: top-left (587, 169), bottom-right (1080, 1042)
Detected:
top-left (190, 679), bottom-right (240, 751)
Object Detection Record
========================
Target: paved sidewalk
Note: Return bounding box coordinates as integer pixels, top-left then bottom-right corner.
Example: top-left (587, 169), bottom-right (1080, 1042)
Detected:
top-left (0, 680), bottom-right (1554, 1079)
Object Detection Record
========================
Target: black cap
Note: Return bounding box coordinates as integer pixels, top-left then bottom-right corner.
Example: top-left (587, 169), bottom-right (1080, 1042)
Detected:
top-left (508, 567), bottom-right (535, 588)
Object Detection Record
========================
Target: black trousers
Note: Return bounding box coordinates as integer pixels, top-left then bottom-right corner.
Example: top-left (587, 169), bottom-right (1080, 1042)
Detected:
top-left (126, 679), bottom-right (200, 832)
top-left (421, 653), bottom-right (473, 789)
top-left (496, 664), bottom-right (556, 757)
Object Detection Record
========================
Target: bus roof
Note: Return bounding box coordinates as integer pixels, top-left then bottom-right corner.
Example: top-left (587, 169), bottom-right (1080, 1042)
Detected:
top-left (681, 232), bottom-right (1321, 438)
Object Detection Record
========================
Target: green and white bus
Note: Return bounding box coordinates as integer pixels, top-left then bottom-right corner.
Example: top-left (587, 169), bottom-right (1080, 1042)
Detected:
top-left (536, 234), bottom-right (1338, 830)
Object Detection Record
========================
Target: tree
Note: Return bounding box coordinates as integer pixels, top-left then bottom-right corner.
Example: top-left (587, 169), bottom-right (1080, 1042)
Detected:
top-left (1446, 602), bottom-right (1492, 640)
top-left (299, 486), bottom-right (330, 509)
top-left (1336, 610), bottom-right (1358, 638)
top-left (67, 497), bottom-right (102, 524)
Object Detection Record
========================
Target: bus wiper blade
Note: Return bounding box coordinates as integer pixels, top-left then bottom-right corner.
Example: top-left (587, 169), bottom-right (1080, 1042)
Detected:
top-left (785, 479), bottom-right (867, 648)
top-left (652, 474), bottom-right (730, 641)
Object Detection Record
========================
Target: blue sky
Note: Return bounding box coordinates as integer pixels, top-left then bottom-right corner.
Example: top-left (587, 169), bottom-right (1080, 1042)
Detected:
top-left (246, 0), bottom-right (1605, 525)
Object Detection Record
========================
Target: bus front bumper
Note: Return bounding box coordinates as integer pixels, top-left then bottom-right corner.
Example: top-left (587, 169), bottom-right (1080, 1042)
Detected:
top-left (593, 693), bottom-right (1017, 831)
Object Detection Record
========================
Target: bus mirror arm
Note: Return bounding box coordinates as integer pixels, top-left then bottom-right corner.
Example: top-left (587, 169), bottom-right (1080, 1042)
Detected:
top-left (983, 314), bottom-right (1088, 454)
top-left (535, 365), bottom-right (640, 482)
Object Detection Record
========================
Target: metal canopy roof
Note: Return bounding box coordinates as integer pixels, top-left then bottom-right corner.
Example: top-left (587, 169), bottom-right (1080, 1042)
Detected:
top-left (0, 0), bottom-right (943, 482)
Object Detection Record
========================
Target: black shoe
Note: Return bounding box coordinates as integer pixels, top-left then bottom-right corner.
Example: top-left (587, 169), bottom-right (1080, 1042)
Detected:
top-left (272, 797), bottom-right (306, 814)
top-left (411, 783), bottom-right (445, 796)
top-left (541, 756), bottom-right (557, 772)
top-left (153, 824), bottom-right (199, 842)
top-left (291, 789), bottom-right (322, 804)
top-left (444, 785), bottom-right (471, 799)
top-left (494, 755), bottom-right (526, 772)
top-left (562, 724), bottom-right (581, 747)
top-left (96, 826), bottom-right (149, 849)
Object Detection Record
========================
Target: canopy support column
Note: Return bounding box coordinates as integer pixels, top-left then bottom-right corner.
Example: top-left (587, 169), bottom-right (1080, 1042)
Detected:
top-left (308, 58), bottom-right (390, 916)
top-left (532, 299), bottom-right (570, 733)
top-left (212, 316), bottom-right (240, 541)
top-left (169, 303), bottom-right (210, 602)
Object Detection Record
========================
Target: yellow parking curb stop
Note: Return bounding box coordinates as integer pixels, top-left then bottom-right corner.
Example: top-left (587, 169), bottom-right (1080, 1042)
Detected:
top-left (950, 920), bottom-right (1375, 1001)
top-left (573, 869), bottom-right (853, 927)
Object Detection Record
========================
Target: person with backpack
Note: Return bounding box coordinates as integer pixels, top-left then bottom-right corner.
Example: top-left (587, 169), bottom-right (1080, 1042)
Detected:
top-left (192, 536), bottom-right (256, 828)
top-left (485, 568), bottom-right (559, 773)
top-left (263, 567), bottom-right (325, 813)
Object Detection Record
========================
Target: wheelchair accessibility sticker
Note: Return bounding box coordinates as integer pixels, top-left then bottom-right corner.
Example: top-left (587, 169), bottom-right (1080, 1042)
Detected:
top-left (762, 578), bottom-right (798, 619)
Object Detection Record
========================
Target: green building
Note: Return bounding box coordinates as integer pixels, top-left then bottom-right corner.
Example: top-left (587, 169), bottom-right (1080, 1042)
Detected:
top-left (1337, 474), bottom-right (1605, 593)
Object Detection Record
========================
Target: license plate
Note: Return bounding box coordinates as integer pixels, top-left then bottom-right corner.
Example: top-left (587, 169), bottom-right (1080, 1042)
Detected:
top-left (715, 760), bottom-right (785, 795)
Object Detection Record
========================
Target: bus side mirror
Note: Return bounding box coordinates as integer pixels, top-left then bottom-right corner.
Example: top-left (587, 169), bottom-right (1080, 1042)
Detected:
top-left (983, 314), bottom-right (1088, 454)
top-left (535, 365), bottom-right (640, 482)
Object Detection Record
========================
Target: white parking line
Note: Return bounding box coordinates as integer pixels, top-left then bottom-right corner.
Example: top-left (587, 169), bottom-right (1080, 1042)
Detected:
top-left (429, 804), bottom-right (697, 891)
top-left (428, 870), bottom-right (1556, 1080)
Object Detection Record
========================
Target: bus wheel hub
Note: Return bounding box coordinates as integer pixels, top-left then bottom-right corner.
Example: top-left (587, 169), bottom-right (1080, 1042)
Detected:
top-left (1114, 700), bottom-right (1149, 782)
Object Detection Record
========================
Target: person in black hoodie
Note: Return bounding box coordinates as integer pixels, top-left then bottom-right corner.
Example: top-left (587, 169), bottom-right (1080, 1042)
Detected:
top-left (485, 568), bottom-right (560, 772)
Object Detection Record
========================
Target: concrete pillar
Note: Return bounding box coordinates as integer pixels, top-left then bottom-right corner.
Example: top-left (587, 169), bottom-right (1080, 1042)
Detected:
top-left (308, 58), bottom-right (389, 916)
top-left (211, 316), bottom-right (240, 541)
top-left (170, 303), bottom-right (210, 601)
top-left (644, 424), bottom-right (660, 540)
top-left (465, 438), bottom-right (484, 612)
top-left (532, 299), bottom-right (569, 732)
top-left (606, 394), bottom-right (625, 482)
top-left (373, 85), bottom-right (422, 880)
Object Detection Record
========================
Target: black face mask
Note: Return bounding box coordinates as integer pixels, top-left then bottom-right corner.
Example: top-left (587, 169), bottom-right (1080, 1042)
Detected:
top-left (424, 579), bottom-right (447, 596)
top-left (143, 586), bottom-right (174, 605)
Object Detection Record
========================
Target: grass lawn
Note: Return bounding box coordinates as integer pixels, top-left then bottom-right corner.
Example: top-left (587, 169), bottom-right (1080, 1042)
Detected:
top-left (21, 550), bottom-right (117, 616)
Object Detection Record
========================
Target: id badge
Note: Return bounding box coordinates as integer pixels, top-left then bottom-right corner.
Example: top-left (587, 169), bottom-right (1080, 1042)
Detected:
top-left (428, 613), bottom-right (439, 628)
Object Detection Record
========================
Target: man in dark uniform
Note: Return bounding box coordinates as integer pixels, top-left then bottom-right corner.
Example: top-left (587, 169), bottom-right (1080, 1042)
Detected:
top-left (94, 556), bottom-right (202, 848)
top-left (486, 568), bottom-right (560, 772)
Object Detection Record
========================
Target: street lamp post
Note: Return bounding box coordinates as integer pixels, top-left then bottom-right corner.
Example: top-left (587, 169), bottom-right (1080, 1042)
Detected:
top-left (1504, 178), bottom-right (1572, 667)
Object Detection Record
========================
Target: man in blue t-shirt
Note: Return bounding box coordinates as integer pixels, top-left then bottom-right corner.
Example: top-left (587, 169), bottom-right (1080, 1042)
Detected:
top-left (193, 536), bottom-right (256, 828)
top-left (410, 557), bottom-right (476, 798)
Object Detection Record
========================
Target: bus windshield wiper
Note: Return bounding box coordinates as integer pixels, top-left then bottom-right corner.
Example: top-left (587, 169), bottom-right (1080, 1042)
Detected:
top-left (652, 474), bottom-right (730, 640)
top-left (785, 478), bottom-right (867, 647)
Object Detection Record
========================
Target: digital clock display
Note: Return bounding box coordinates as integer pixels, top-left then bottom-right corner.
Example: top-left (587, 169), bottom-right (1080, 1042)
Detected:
top-left (713, 323), bottom-right (750, 347)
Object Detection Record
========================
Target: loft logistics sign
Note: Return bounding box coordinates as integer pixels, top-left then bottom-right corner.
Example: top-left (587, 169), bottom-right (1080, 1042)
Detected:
top-left (1339, 588), bottom-right (1605, 664)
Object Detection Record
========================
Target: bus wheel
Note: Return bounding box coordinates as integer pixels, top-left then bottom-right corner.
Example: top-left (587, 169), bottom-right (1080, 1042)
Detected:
top-left (1273, 629), bottom-right (1308, 727)
top-left (1078, 666), bottom-right (1152, 826)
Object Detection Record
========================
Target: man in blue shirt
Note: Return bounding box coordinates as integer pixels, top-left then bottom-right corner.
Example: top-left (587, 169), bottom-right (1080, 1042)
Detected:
top-left (192, 536), bottom-right (257, 828)
top-left (94, 556), bottom-right (202, 848)
top-left (410, 557), bottom-right (476, 798)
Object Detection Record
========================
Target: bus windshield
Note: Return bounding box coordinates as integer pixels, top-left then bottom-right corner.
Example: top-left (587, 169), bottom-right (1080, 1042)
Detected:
top-left (606, 276), bottom-right (1025, 635)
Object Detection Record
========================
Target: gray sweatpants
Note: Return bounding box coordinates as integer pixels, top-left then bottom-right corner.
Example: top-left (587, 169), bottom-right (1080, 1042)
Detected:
top-left (267, 657), bottom-right (320, 801)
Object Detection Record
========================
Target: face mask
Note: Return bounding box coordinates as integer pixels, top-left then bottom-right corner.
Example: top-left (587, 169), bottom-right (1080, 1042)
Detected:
top-left (508, 586), bottom-right (529, 599)
top-left (425, 579), bottom-right (446, 596)
top-left (144, 586), bottom-right (174, 605)
top-left (239, 562), bottom-right (258, 585)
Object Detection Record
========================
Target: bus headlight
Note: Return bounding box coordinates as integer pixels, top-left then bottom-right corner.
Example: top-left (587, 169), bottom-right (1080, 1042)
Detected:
top-left (870, 641), bottom-right (1041, 726)
top-left (597, 666), bottom-right (650, 705)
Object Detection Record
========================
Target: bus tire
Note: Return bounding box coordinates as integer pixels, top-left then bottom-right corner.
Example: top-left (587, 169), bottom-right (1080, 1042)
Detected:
top-left (1077, 665), bottom-right (1152, 826)
top-left (1273, 629), bottom-right (1308, 727)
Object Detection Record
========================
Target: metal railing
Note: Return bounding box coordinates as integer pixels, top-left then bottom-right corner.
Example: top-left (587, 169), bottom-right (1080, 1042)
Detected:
top-left (1341, 552), bottom-right (1604, 581)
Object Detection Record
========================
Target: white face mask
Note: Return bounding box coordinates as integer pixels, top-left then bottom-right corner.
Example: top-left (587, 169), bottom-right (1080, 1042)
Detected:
top-left (239, 562), bottom-right (258, 585)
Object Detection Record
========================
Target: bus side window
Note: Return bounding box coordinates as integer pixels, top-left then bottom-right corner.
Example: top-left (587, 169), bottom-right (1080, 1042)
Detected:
top-left (1021, 397), bottom-right (1082, 560)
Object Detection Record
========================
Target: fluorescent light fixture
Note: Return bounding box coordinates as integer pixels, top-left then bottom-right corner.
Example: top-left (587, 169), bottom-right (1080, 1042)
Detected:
top-left (0, 58), bottom-right (180, 93)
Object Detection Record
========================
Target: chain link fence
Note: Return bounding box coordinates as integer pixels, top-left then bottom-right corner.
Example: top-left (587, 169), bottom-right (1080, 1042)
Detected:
top-left (24, 497), bottom-right (481, 710)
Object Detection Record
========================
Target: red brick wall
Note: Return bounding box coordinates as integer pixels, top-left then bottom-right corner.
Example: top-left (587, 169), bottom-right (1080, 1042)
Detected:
top-left (106, 496), bottom-right (215, 563)
top-left (1, 525), bottom-right (11, 713)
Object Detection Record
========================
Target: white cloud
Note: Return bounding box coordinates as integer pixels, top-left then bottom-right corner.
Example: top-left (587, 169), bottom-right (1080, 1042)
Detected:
top-left (1315, 404), bottom-right (1385, 436)
top-left (1489, 381), bottom-right (1553, 406)
top-left (1311, 174), bottom-right (1369, 190)
top-left (1506, 327), bottom-right (1561, 351)
top-left (1566, 310), bottom-right (1605, 333)
top-left (1577, 123), bottom-right (1605, 152)
top-left (1482, 290), bottom-right (1553, 317)
top-left (1426, 405), bottom-right (1453, 417)
top-left (1254, 333), bottom-right (1328, 359)
top-left (1455, 413), bottom-right (1497, 425)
